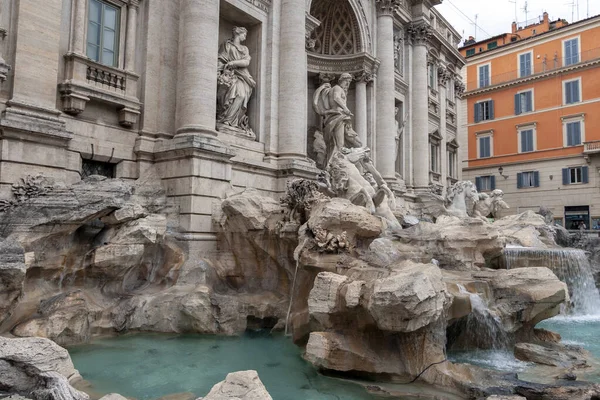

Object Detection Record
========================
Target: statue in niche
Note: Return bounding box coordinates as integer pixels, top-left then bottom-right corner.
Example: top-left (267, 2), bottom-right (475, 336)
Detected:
top-left (393, 32), bottom-right (404, 74)
top-left (394, 107), bottom-right (407, 174)
top-left (313, 73), bottom-right (400, 230)
top-left (217, 26), bottom-right (256, 139)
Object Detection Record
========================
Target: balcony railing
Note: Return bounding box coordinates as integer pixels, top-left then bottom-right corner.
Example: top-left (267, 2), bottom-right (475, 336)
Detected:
top-left (584, 140), bottom-right (600, 154)
top-left (467, 47), bottom-right (600, 91)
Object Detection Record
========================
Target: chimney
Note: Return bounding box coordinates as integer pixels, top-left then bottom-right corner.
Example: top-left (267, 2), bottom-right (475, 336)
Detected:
top-left (543, 12), bottom-right (549, 25)
top-left (512, 21), bottom-right (517, 33)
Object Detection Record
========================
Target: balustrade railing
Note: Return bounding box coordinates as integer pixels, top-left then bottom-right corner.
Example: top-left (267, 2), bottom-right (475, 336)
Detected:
top-left (86, 65), bottom-right (126, 91)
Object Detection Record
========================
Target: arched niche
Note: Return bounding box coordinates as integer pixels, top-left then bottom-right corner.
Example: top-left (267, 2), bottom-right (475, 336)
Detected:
top-left (307, 0), bottom-right (372, 55)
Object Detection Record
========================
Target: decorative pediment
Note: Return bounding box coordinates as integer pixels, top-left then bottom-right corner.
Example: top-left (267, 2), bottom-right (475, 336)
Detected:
top-left (429, 128), bottom-right (443, 143)
top-left (447, 138), bottom-right (459, 149)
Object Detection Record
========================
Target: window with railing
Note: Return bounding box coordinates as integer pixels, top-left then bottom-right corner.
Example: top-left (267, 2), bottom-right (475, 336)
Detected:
top-left (87, 0), bottom-right (120, 67)
top-left (564, 37), bottom-right (580, 66)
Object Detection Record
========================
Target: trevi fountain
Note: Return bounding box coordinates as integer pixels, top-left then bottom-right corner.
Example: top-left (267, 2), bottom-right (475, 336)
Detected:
top-left (2, 2), bottom-right (600, 400)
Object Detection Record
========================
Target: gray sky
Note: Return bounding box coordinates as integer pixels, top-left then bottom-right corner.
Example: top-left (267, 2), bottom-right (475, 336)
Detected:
top-left (435, 0), bottom-right (600, 45)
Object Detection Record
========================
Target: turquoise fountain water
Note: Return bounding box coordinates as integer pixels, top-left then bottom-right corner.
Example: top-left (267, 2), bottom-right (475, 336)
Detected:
top-left (68, 332), bottom-right (405, 400)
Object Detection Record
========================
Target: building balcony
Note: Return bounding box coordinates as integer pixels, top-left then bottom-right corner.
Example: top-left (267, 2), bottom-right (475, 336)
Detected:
top-left (58, 53), bottom-right (141, 127)
top-left (466, 47), bottom-right (600, 94)
top-left (583, 140), bottom-right (600, 155)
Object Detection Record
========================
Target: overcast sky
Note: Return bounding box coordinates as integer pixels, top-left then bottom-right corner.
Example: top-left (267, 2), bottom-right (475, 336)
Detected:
top-left (435, 0), bottom-right (600, 44)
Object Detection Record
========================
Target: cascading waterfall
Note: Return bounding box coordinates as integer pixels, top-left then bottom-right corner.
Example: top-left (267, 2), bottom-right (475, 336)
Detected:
top-left (503, 247), bottom-right (600, 316)
top-left (456, 284), bottom-right (509, 350)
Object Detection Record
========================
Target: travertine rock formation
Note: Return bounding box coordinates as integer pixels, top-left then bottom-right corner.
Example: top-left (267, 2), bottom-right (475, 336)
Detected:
top-left (199, 370), bottom-right (272, 400)
top-left (0, 336), bottom-right (88, 400)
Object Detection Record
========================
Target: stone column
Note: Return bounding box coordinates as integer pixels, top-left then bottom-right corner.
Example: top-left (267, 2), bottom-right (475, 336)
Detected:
top-left (407, 23), bottom-right (432, 192)
top-left (354, 72), bottom-right (372, 146)
top-left (70, 0), bottom-right (87, 54)
top-left (277, 0), bottom-right (307, 158)
top-left (124, 0), bottom-right (139, 71)
top-left (438, 66), bottom-right (449, 193)
top-left (375, 0), bottom-right (399, 181)
top-left (175, 0), bottom-right (219, 137)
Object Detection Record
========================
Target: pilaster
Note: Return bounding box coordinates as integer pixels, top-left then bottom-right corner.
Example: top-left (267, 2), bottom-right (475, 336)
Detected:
top-left (407, 22), bottom-right (433, 192)
top-left (354, 72), bottom-right (373, 147)
top-left (375, 0), bottom-right (400, 182)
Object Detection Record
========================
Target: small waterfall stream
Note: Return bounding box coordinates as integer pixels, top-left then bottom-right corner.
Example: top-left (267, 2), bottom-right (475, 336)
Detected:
top-left (503, 247), bottom-right (600, 316)
top-left (456, 284), bottom-right (509, 350)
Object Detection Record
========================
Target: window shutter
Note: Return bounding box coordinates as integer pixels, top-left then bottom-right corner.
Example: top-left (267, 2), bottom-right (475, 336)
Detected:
top-left (567, 123), bottom-right (573, 146)
top-left (575, 122), bottom-right (581, 145)
top-left (565, 40), bottom-right (572, 64)
top-left (515, 94), bottom-right (521, 115)
top-left (526, 91), bottom-right (533, 111)
top-left (565, 82), bottom-right (572, 104)
top-left (489, 100), bottom-right (495, 120)
top-left (475, 177), bottom-right (482, 191)
top-left (573, 81), bottom-right (580, 102)
top-left (490, 175), bottom-right (496, 190)
top-left (583, 166), bottom-right (589, 184)
top-left (517, 172), bottom-right (523, 188)
top-left (534, 171), bottom-right (540, 187)
top-left (562, 168), bottom-right (569, 185)
top-left (474, 103), bottom-right (481, 123)
top-left (520, 131), bottom-right (526, 152)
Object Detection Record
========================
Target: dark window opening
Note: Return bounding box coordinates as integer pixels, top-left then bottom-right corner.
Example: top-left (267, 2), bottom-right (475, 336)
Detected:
top-left (82, 159), bottom-right (115, 178)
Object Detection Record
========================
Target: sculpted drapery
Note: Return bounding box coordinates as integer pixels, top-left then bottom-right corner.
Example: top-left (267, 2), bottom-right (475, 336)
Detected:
top-left (217, 27), bottom-right (256, 139)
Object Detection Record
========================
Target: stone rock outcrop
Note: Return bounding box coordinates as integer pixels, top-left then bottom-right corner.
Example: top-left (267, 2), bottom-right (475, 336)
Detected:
top-left (514, 342), bottom-right (589, 368)
top-left (0, 336), bottom-right (87, 400)
top-left (199, 370), bottom-right (272, 400)
top-left (0, 239), bottom-right (26, 322)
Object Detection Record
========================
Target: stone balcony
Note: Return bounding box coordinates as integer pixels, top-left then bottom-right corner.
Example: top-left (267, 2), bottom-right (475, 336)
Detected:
top-left (583, 140), bottom-right (600, 155)
top-left (58, 53), bottom-right (141, 127)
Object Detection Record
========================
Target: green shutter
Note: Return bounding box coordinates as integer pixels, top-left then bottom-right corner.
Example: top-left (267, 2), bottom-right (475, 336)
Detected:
top-left (515, 94), bottom-right (521, 115)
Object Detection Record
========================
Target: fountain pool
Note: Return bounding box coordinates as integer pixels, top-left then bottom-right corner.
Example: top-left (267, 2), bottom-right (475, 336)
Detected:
top-left (68, 332), bottom-right (406, 400)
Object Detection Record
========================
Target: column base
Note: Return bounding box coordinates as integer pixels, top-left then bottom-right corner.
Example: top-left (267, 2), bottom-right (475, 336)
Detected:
top-left (175, 124), bottom-right (219, 137)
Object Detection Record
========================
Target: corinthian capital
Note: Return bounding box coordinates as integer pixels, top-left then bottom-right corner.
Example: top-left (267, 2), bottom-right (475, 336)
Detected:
top-left (376, 0), bottom-right (401, 16)
top-left (406, 23), bottom-right (433, 45)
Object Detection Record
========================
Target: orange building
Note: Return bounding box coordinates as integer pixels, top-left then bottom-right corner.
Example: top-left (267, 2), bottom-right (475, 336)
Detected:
top-left (460, 14), bottom-right (600, 230)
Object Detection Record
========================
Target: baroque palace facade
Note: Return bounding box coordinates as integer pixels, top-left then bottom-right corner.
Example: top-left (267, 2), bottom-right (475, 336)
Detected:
top-left (460, 14), bottom-right (600, 229)
top-left (0, 0), bottom-right (464, 249)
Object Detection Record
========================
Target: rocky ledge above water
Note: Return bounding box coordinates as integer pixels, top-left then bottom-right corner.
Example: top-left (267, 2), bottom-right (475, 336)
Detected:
top-left (0, 174), bottom-right (598, 399)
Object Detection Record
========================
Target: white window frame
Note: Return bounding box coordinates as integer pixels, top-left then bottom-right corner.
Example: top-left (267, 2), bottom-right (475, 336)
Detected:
top-left (517, 123), bottom-right (537, 153)
top-left (477, 62), bottom-right (491, 88)
top-left (568, 166), bottom-right (583, 184)
top-left (475, 98), bottom-right (493, 122)
top-left (561, 113), bottom-right (585, 147)
top-left (516, 88), bottom-right (535, 114)
top-left (476, 130), bottom-right (494, 159)
top-left (479, 175), bottom-right (494, 191)
top-left (520, 171), bottom-right (537, 188)
top-left (562, 36), bottom-right (581, 67)
top-left (562, 77), bottom-right (582, 105)
top-left (84, 0), bottom-right (127, 69)
top-left (517, 50), bottom-right (534, 78)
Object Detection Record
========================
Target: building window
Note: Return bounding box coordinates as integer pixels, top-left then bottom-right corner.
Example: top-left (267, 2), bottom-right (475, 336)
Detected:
top-left (81, 159), bottom-right (115, 178)
top-left (519, 128), bottom-right (535, 153)
top-left (517, 171), bottom-right (540, 188)
top-left (474, 100), bottom-right (494, 122)
top-left (430, 142), bottom-right (440, 173)
top-left (487, 41), bottom-right (498, 50)
top-left (519, 52), bottom-right (532, 77)
top-left (87, 0), bottom-right (120, 67)
top-left (562, 166), bottom-right (588, 185)
top-left (428, 63), bottom-right (436, 90)
top-left (466, 48), bottom-right (476, 56)
top-left (564, 37), bottom-right (580, 66)
top-left (564, 79), bottom-right (581, 104)
top-left (478, 64), bottom-right (490, 88)
top-left (477, 134), bottom-right (492, 158)
top-left (565, 205), bottom-right (590, 230)
top-left (448, 150), bottom-right (457, 178)
top-left (514, 90), bottom-right (533, 114)
top-left (475, 175), bottom-right (495, 192)
top-left (566, 121), bottom-right (582, 146)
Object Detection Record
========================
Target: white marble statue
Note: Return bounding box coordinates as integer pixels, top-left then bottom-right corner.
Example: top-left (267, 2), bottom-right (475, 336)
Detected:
top-left (312, 73), bottom-right (399, 229)
top-left (445, 181), bottom-right (480, 219)
top-left (474, 189), bottom-right (509, 220)
top-left (217, 27), bottom-right (256, 139)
